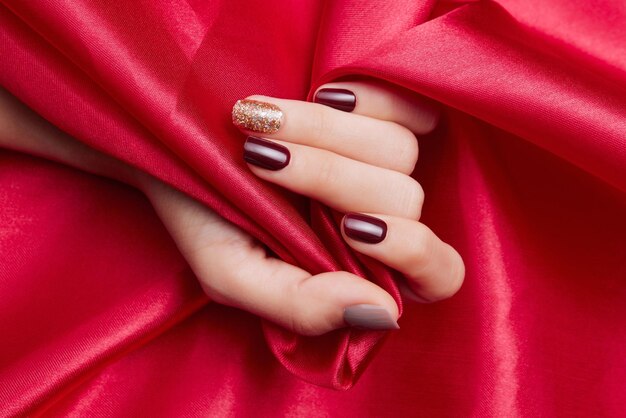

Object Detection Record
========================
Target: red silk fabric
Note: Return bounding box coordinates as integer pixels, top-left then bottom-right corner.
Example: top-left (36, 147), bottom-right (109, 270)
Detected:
top-left (1, 0), bottom-right (625, 415)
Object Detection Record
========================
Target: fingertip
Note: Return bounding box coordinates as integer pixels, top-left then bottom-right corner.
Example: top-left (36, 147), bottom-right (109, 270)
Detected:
top-left (413, 102), bottom-right (441, 135)
top-left (405, 243), bottom-right (465, 303)
top-left (340, 213), bottom-right (465, 304)
top-left (431, 246), bottom-right (466, 300)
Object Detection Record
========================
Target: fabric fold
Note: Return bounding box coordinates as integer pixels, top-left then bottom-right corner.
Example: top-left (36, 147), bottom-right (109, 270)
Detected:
top-left (1, 0), bottom-right (625, 411)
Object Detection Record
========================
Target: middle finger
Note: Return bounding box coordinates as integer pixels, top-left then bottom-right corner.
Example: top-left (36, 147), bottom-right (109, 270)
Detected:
top-left (243, 136), bottom-right (424, 219)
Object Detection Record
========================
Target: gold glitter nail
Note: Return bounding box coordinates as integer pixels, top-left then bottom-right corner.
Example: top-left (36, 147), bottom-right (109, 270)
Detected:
top-left (232, 99), bottom-right (283, 134)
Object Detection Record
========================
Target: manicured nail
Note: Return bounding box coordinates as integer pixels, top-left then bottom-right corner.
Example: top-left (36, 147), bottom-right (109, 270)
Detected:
top-left (243, 136), bottom-right (290, 171)
top-left (232, 99), bottom-right (283, 133)
top-left (343, 213), bottom-right (387, 244)
top-left (314, 88), bottom-right (356, 112)
top-left (344, 304), bottom-right (399, 330)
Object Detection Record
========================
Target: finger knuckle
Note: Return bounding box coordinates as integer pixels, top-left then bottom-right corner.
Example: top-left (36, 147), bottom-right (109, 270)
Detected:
top-left (407, 225), bottom-right (435, 273)
top-left (418, 107), bottom-right (441, 135)
top-left (197, 246), bottom-right (262, 307)
top-left (395, 124), bottom-right (419, 174)
top-left (409, 101), bottom-right (441, 135)
top-left (313, 151), bottom-right (339, 189)
top-left (311, 105), bottom-right (335, 145)
top-left (200, 267), bottom-right (244, 306)
top-left (396, 177), bottom-right (424, 219)
top-left (419, 245), bottom-right (465, 302)
top-left (286, 280), bottom-right (328, 336)
top-left (439, 250), bottom-right (466, 299)
top-left (200, 277), bottom-right (234, 306)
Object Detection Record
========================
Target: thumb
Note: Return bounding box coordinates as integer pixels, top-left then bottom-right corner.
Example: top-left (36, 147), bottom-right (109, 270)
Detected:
top-left (143, 179), bottom-right (400, 336)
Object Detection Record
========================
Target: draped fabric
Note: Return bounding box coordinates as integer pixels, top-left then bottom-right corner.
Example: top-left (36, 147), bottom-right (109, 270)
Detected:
top-left (1, 0), bottom-right (625, 415)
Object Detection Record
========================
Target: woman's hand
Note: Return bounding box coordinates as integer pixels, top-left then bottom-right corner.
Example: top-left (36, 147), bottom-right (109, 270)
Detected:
top-left (231, 80), bottom-right (465, 302)
top-left (0, 80), bottom-right (464, 336)
top-left (152, 80), bottom-right (464, 336)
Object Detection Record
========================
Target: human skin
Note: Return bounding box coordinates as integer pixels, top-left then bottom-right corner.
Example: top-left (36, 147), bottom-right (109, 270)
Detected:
top-left (0, 79), bottom-right (464, 336)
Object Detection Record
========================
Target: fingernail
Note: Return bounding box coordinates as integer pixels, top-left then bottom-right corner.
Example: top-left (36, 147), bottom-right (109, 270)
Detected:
top-left (344, 304), bottom-right (399, 330)
top-left (314, 88), bottom-right (356, 112)
top-left (243, 136), bottom-right (290, 171)
top-left (343, 213), bottom-right (387, 244)
top-left (232, 99), bottom-right (283, 133)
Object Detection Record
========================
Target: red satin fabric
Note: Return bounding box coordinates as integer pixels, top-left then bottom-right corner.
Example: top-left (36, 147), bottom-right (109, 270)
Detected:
top-left (1, 0), bottom-right (625, 415)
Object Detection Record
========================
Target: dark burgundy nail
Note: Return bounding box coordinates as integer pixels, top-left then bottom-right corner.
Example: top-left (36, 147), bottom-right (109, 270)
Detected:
top-left (343, 213), bottom-right (387, 244)
top-left (243, 136), bottom-right (290, 171)
top-left (314, 88), bottom-right (356, 112)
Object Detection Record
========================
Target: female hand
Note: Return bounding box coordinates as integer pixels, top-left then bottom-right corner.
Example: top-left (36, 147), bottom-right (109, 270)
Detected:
top-left (225, 80), bottom-right (465, 333)
top-left (0, 80), bottom-right (464, 336)
top-left (150, 79), bottom-right (464, 335)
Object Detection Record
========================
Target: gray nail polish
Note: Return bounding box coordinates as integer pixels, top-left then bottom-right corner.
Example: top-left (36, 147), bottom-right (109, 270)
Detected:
top-left (343, 304), bottom-right (400, 330)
